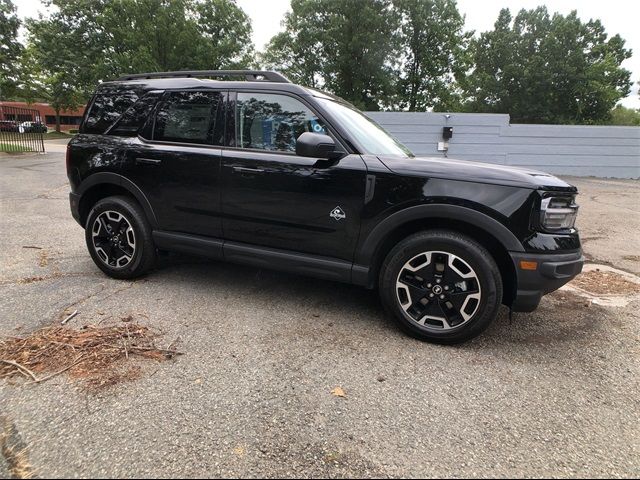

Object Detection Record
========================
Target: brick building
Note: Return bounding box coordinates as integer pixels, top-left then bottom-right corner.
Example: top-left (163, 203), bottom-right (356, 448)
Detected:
top-left (0, 101), bottom-right (86, 131)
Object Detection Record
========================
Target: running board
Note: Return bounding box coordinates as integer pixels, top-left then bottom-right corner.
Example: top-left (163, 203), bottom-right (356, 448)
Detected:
top-left (153, 231), bottom-right (223, 259)
top-left (152, 230), bottom-right (357, 284)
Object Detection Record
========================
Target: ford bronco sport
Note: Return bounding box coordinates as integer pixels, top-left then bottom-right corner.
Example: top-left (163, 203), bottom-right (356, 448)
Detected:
top-left (67, 70), bottom-right (584, 343)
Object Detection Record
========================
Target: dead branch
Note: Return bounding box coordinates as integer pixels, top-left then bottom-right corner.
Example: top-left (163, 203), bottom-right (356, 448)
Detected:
top-left (28, 356), bottom-right (85, 385)
top-left (61, 310), bottom-right (79, 325)
top-left (0, 359), bottom-right (37, 381)
top-left (0, 323), bottom-right (181, 391)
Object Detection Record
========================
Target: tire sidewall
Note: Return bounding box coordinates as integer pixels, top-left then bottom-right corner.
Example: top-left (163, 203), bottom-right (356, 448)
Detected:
top-left (380, 232), bottom-right (502, 343)
top-left (85, 197), bottom-right (148, 278)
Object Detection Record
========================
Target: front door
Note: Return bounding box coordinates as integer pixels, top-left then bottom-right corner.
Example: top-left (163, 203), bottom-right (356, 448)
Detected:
top-left (221, 91), bottom-right (367, 262)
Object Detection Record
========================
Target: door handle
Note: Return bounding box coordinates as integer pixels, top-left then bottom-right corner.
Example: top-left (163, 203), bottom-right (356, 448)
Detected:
top-left (136, 157), bottom-right (162, 165)
top-left (232, 166), bottom-right (264, 174)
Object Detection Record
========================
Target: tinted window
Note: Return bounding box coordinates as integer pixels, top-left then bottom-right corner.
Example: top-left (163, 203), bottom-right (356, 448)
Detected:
top-left (109, 91), bottom-right (162, 137)
top-left (153, 91), bottom-right (223, 145)
top-left (83, 88), bottom-right (140, 134)
top-left (235, 93), bottom-right (326, 152)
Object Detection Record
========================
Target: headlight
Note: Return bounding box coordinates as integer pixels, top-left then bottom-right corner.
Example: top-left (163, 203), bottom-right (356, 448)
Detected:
top-left (540, 195), bottom-right (579, 230)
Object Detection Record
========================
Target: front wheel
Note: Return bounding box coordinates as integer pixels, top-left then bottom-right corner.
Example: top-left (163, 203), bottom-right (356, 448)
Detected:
top-left (379, 230), bottom-right (503, 344)
top-left (85, 195), bottom-right (156, 279)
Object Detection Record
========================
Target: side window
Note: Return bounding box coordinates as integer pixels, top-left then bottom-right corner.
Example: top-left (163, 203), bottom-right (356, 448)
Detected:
top-left (83, 88), bottom-right (140, 134)
top-left (153, 91), bottom-right (223, 145)
top-left (109, 91), bottom-right (163, 137)
top-left (235, 92), bottom-right (326, 152)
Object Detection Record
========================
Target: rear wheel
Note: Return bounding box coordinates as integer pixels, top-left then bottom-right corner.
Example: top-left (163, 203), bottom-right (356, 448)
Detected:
top-left (85, 196), bottom-right (156, 279)
top-left (379, 230), bottom-right (502, 344)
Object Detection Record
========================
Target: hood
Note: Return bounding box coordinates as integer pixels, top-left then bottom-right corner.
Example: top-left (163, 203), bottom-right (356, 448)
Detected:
top-left (377, 155), bottom-right (577, 192)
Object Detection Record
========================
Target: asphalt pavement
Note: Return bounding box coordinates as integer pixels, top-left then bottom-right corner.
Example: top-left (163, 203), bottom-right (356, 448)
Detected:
top-left (1, 147), bottom-right (638, 478)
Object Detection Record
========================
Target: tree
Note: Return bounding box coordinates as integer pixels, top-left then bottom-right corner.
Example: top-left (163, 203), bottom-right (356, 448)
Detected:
top-left (25, 14), bottom-right (93, 131)
top-left (262, 0), bottom-right (398, 110)
top-left (260, 1), bottom-right (325, 88)
top-left (97, 0), bottom-right (204, 74)
top-left (608, 105), bottom-right (640, 126)
top-left (393, 0), bottom-right (471, 111)
top-left (463, 7), bottom-right (632, 124)
top-left (23, 0), bottom-right (256, 130)
top-left (52, 0), bottom-right (255, 76)
top-left (194, 0), bottom-right (255, 69)
top-left (0, 0), bottom-right (23, 100)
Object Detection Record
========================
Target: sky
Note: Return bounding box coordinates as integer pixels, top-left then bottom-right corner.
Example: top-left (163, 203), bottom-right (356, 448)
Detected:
top-left (15, 0), bottom-right (640, 108)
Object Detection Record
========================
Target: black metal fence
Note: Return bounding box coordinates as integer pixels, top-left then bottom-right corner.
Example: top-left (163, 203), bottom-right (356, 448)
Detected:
top-left (0, 105), bottom-right (45, 153)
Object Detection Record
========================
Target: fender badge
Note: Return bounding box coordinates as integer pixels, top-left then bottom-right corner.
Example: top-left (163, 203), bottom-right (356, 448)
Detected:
top-left (330, 206), bottom-right (346, 221)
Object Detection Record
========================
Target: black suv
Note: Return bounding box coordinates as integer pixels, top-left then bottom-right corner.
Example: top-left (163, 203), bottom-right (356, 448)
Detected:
top-left (67, 70), bottom-right (583, 343)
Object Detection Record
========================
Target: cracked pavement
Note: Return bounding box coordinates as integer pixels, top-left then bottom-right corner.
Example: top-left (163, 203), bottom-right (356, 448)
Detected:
top-left (1, 147), bottom-right (639, 478)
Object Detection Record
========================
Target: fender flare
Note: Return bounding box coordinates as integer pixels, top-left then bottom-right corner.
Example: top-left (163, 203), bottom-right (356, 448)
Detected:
top-left (77, 172), bottom-right (158, 228)
top-left (355, 204), bottom-right (525, 267)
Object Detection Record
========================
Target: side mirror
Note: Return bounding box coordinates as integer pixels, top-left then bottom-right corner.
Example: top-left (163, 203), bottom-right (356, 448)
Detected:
top-left (296, 132), bottom-right (342, 160)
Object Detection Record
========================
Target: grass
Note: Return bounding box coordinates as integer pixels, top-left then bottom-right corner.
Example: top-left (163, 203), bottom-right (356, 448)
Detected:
top-left (1, 130), bottom-right (75, 152)
top-left (0, 142), bottom-right (33, 153)
top-left (44, 131), bottom-right (75, 139)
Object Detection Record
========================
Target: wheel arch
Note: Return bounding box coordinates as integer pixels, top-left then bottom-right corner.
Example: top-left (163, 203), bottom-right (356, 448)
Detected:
top-left (355, 205), bottom-right (522, 306)
top-left (77, 173), bottom-right (158, 229)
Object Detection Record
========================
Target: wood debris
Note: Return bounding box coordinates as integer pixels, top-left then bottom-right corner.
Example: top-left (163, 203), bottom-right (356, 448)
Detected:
top-left (0, 323), bottom-right (180, 390)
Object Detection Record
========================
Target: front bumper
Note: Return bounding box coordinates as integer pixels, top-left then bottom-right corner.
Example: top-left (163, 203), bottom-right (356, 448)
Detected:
top-left (509, 250), bottom-right (584, 312)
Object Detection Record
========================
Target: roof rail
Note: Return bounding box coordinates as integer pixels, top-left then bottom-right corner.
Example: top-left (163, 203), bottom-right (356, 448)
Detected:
top-left (116, 70), bottom-right (291, 83)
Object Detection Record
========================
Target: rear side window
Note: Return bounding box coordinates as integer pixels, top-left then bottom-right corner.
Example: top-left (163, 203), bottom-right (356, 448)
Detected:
top-left (82, 88), bottom-right (140, 134)
top-left (109, 91), bottom-right (163, 137)
top-left (153, 91), bottom-right (224, 145)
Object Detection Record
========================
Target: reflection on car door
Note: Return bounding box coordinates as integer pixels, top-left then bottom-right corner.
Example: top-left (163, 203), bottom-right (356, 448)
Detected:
top-left (221, 91), bottom-right (367, 262)
top-left (122, 90), bottom-right (226, 238)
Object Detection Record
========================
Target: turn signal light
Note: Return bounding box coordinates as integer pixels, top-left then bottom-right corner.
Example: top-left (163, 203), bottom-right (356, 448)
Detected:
top-left (520, 260), bottom-right (538, 271)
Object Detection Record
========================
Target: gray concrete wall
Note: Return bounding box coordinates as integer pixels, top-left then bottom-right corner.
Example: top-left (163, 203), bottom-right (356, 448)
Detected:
top-left (366, 112), bottom-right (640, 179)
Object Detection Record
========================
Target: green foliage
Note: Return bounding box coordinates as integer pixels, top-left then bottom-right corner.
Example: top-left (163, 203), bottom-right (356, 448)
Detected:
top-left (8, 0), bottom-right (635, 127)
top-left (463, 7), bottom-right (633, 124)
top-left (43, 0), bottom-right (255, 77)
top-left (260, 1), bottom-right (325, 89)
top-left (393, 0), bottom-right (471, 111)
top-left (0, 0), bottom-right (23, 99)
top-left (262, 0), bottom-right (399, 110)
top-left (20, 0), bottom-right (256, 130)
top-left (24, 8), bottom-right (95, 131)
top-left (262, 0), bottom-right (472, 112)
top-left (90, 0), bottom-right (255, 75)
top-left (194, 0), bottom-right (255, 69)
top-left (608, 105), bottom-right (640, 126)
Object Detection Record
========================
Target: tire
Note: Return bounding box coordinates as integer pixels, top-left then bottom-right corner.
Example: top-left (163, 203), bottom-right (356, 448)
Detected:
top-left (85, 195), bottom-right (156, 279)
top-left (379, 230), bottom-right (502, 344)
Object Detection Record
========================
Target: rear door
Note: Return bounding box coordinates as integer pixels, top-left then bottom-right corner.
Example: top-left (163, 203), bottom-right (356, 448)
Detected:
top-left (121, 90), bottom-right (226, 238)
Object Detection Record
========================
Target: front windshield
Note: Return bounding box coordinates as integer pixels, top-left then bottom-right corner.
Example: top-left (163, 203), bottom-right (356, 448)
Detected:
top-left (317, 98), bottom-right (414, 157)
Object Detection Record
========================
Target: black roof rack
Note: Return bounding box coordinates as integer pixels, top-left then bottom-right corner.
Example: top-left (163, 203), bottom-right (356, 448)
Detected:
top-left (116, 70), bottom-right (291, 83)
